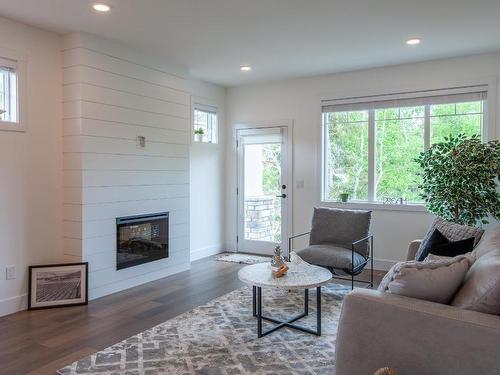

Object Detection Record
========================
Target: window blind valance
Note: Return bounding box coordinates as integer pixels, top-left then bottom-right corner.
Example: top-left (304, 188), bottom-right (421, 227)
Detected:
top-left (0, 57), bottom-right (17, 71)
top-left (194, 103), bottom-right (217, 114)
top-left (322, 86), bottom-right (487, 113)
top-left (239, 127), bottom-right (283, 145)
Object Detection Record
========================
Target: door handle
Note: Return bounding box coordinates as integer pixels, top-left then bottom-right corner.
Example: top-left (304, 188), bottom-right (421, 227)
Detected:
top-left (276, 194), bottom-right (287, 198)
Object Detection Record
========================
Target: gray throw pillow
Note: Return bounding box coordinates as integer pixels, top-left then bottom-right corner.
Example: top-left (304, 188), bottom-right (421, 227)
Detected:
top-left (378, 255), bottom-right (471, 304)
top-left (451, 249), bottom-right (500, 315)
top-left (309, 207), bottom-right (372, 257)
top-left (415, 218), bottom-right (484, 261)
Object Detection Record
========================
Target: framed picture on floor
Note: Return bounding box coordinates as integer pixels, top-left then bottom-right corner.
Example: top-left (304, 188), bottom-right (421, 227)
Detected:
top-left (28, 262), bottom-right (88, 310)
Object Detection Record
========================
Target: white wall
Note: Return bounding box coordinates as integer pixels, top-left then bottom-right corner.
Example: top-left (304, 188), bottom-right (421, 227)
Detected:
top-left (188, 80), bottom-right (226, 261)
top-left (62, 32), bottom-right (192, 299)
top-left (225, 52), bottom-right (500, 269)
top-left (0, 17), bottom-right (62, 316)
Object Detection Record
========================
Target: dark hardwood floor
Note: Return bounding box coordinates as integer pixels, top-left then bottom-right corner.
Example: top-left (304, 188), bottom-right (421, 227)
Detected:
top-left (0, 257), bottom-right (384, 375)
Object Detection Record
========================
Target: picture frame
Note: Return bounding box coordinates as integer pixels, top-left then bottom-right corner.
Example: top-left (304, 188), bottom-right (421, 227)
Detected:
top-left (28, 262), bottom-right (88, 310)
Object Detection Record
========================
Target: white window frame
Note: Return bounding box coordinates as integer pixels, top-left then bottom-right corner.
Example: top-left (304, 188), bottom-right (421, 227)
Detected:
top-left (319, 80), bottom-right (497, 211)
top-left (0, 48), bottom-right (27, 132)
top-left (193, 103), bottom-right (218, 144)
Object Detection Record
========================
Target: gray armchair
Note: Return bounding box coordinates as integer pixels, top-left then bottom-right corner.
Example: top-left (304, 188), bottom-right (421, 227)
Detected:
top-left (289, 207), bottom-right (373, 289)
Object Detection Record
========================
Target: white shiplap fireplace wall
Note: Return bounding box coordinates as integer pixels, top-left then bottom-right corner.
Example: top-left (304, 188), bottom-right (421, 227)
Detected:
top-left (62, 32), bottom-right (191, 299)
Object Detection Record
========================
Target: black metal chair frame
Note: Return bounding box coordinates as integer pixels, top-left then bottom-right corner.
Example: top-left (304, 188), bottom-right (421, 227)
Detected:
top-left (288, 232), bottom-right (374, 289)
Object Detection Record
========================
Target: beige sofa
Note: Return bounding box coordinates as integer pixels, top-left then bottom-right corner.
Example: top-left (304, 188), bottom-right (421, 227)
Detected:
top-left (335, 225), bottom-right (500, 375)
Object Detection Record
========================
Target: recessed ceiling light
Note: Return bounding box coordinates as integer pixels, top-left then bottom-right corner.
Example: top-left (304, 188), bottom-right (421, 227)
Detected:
top-left (240, 65), bottom-right (252, 72)
top-left (93, 3), bottom-right (111, 12)
top-left (406, 38), bottom-right (421, 45)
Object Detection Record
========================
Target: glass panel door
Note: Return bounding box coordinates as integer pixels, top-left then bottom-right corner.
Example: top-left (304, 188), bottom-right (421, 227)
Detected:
top-left (237, 127), bottom-right (289, 255)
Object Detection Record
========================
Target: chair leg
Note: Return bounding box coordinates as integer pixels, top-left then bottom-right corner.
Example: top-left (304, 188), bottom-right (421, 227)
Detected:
top-left (370, 261), bottom-right (374, 288)
top-left (351, 246), bottom-right (355, 290)
top-left (370, 236), bottom-right (374, 288)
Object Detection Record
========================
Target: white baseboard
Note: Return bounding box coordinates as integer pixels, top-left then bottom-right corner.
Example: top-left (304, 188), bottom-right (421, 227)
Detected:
top-left (89, 261), bottom-right (191, 300)
top-left (190, 245), bottom-right (224, 261)
top-left (0, 294), bottom-right (27, 317)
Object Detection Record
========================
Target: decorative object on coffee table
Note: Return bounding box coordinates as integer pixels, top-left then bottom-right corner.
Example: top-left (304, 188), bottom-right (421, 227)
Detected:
top-left (374, 367), bottom-right (398, 375)
top-left (271, 245), bottom-right (288, 277)
top-left (238, 261), bottom-right (332, 337)
top-left (28, 262), bottom-right (88, 310)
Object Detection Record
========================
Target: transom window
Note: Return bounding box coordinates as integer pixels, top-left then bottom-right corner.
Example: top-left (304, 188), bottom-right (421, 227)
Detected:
top-left (0, 57), bottom-right (18, 124)
top-left (193, 105), bottom-right (217, 143)
top-left (322, 88), bottom-right (486, 204)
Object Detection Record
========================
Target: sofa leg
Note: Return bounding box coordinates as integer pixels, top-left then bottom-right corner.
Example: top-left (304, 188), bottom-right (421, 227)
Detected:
top-left (351, 274), bottom-right (354, 290)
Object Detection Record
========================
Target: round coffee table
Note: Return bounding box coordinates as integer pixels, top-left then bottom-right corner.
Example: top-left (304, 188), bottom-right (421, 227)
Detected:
top-left (238, 262), bottom-right (332, 337)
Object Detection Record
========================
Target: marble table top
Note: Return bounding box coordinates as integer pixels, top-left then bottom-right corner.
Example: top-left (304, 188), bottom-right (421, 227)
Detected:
top-left (238, 262), bottom-right (332, 289)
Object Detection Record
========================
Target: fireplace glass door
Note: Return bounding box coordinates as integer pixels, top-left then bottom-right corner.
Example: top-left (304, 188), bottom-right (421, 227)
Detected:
top-left (116, 212), bottom-right (169, 270)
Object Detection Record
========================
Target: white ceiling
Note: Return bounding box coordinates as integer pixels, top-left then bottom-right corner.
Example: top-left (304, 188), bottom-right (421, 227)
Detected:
top-left (1, 0), bottom-right (500, 87)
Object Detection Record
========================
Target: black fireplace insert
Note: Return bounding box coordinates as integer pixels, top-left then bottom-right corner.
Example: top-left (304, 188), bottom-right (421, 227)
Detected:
top-left (116, 212), bottom-right (169, 270)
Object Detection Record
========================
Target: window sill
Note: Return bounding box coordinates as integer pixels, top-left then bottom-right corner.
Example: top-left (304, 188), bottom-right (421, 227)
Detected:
top-left (320, 200), bottom-right (429, 213)
top-left (0, 121), bottom-right (25, 132)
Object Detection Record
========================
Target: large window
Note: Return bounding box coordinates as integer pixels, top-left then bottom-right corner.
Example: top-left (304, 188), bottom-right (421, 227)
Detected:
top-left (0, 57), bottom-right (17, 124)
top-left (322, 89), bottom-right (486, 204)
top-left (193, 105), bottom-right (217, 143)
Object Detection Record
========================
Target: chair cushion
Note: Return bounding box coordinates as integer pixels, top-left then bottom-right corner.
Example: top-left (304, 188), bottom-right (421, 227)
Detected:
top-left (451, 249), bottom-right (500, 315)
top-left (297, 244), bottom-right (367, 271)
top-left (309, 207), bottom-right (372, 257)
top-left (415, 217), bottom-right (484, 261)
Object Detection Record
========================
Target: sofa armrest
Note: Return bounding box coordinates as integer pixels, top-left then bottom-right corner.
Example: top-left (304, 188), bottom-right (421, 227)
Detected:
top-left (406, 239), bottom-right (422, 261)
top-left (335, 289), bottom-right (500, 375)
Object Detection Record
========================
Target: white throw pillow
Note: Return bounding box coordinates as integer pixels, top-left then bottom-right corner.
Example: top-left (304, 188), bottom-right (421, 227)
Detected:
top-left (378, 255), bottom-right (471, 304)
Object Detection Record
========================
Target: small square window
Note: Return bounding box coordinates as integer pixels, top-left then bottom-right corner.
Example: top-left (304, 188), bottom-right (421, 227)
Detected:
top-left (0, 57), bottom-right (18, 124)
top-left (193, 106), bottom-right (217, 143)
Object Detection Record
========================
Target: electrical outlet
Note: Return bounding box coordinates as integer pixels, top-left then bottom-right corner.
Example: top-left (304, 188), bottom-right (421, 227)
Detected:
top-left (6, 265), bottom-right (16, 280)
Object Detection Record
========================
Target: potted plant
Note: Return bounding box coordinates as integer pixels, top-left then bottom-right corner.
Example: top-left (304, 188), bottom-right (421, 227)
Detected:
top-left (416, 134), bottom-right (500, 226)
top-left (339, 192), bottom-right (349, 203)
top-left (194, 128), bottom-right (205, 142)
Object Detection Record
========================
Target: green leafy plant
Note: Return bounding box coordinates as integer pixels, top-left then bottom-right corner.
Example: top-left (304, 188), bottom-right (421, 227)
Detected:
top-left (194, 128), bottom-right (205, 135)
top-left (416, 134), bottom-right (500, 226)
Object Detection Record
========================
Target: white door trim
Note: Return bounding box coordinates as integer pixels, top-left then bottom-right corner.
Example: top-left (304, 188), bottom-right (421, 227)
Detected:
top-left (234, 120), bottom-right (294, 255)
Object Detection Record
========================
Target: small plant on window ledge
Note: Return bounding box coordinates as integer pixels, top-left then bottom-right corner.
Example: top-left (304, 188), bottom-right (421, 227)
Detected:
top-left (194, 128), bottom-right (205, 142)
top-left (416, 134), bottom-right (500, 226)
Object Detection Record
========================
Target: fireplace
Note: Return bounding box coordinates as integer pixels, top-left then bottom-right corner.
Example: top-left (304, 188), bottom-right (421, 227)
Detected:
top-left (116, 212), bottom-right (169, 270)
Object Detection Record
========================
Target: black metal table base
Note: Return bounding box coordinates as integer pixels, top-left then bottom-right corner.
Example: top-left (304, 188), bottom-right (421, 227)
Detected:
top-left (252, 286), bottom-right (321, 338)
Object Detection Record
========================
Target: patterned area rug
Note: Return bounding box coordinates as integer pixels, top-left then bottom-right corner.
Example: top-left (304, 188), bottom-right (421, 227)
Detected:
top-left (215, 252), bottom-right (271, 265)
top-left (58, 283), bottom-right (350, 375)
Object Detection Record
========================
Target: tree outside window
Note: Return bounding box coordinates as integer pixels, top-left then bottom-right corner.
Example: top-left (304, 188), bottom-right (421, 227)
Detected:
top-left (323, 96), bottom-right (484, 204)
